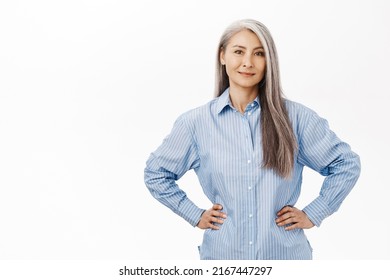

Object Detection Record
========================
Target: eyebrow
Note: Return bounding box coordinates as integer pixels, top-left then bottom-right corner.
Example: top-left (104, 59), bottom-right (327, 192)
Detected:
top-left (232, 45), bottom-right (264, 50)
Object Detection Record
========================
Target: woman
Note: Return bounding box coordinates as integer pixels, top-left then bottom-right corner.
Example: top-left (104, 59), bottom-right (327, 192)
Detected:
top-left (144, 19), bottom-right (360, 260)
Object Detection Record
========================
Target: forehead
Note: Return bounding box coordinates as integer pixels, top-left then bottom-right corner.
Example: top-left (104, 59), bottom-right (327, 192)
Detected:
top-left (227, 29), bottom-right (262, 47)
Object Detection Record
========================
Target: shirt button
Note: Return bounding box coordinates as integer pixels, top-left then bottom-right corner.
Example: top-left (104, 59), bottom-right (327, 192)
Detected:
top-left (249, 214), bottom-right (253, 218)
top-left (248, 186), bottom-right (252, 190)
top-left (247, 160), bottom-right (251, 164)
top-left (248, 112), bottom-right (251, 116)
top-left (249, 241), bottom-right (253, 245)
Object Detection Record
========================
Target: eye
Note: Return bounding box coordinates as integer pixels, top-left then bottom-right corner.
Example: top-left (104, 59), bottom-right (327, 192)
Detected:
top-left (255, 51), bottom-right (264, 56)
top-left (234, 50), bottom-right (243, 55)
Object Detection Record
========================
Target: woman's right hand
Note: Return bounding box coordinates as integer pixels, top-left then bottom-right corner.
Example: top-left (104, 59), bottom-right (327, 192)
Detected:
top-left (197, 204), bottom-right (227, 230)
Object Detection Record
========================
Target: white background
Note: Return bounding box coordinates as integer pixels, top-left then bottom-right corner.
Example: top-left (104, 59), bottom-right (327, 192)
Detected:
top-left (0, 0), bottom-right (389, 260)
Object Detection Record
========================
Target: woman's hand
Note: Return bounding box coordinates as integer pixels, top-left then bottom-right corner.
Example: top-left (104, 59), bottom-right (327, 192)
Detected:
top-left (276, 206), bottom-right (314, 231)
top-left (197, 204), bottom-right (227, 230)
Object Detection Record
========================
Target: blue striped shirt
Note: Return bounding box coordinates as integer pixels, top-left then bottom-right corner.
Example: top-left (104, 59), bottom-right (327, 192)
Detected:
top-left (144, 88), bottom-right (361, 260)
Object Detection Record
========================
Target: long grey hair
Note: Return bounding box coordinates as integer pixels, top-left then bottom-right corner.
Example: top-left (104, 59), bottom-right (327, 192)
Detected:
top-left (215, 19), bottom-right (297, 178)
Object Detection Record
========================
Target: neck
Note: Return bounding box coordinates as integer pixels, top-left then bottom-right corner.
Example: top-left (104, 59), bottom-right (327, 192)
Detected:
top-left (229, 86), bottom-right (258, 113)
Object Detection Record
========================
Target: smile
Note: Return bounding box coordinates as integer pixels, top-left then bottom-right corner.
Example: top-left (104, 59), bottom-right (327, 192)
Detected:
top-left (238, 71), bottom-right (255, 77)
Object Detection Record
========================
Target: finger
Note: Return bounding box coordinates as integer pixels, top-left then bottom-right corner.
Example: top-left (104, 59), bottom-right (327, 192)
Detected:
top-left (277, 206), bottom-right (293, 216)
top-left (275, 211), bottom-right (295, 223)
top-left (277, 217), bottom-right (299, 226)
top-left (284, 223), bottom-right (300, 231)
top-left (209, 223), bottom-right (220, 230)
top-left (205, 213), bottom-right (225, 223)
top-left (211, 216), bottom-right (225, 224)
top-left (212, 204), bottom-right (223, 210)
top-left (211, 210), bottom-right (227, 218)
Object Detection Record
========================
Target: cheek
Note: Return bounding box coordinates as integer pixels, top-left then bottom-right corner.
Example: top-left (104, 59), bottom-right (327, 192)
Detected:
top-left (225, 56), bottom-right (241, 69)
top-left (257, 60), bottom-right (266, 72)
top-left (256, 63), bottom-right (266, 81)
top-left (225, 64), bottom-right (238, 77)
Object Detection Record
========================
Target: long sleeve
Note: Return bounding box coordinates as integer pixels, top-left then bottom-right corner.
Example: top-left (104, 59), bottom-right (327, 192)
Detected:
top-left (144, 114), bottom-right (204, 227)
top-left (297, 110), bottom-right (361, 227)
top-left (145, 90), bottom-right (359, 259)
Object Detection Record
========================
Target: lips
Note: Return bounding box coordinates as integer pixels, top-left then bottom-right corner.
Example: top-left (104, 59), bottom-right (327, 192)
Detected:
top-left (238, 71), bottom-right (255, 76)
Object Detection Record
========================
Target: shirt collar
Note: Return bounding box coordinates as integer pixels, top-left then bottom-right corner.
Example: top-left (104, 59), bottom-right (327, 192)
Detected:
top-left (216, 87), bottom-right (260, 115)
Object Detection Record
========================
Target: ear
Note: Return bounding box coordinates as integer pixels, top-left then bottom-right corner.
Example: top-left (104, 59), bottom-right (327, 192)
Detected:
top-left (220, 49), bottom-right (225, 65)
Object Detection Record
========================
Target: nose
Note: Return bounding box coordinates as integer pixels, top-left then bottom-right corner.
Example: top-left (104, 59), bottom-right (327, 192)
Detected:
top-left (242, 53), bottom-right (253, 68)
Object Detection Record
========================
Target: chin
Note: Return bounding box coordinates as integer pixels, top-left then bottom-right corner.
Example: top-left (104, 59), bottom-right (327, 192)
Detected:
top-left (237, 82), bottom-right (260, 89)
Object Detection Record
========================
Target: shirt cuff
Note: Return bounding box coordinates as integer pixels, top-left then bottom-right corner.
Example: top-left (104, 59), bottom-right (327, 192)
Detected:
top-left (175, 199), bottom-right (206, 227)
top-left (302, 196), bottom-right (332, 227)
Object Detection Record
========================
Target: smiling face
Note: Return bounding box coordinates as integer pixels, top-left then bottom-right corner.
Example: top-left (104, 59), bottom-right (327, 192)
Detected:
top-left (220, 29), bottom-right (266, 93)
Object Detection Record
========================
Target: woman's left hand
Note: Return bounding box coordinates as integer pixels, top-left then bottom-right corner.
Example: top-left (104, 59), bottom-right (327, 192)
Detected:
top-left (275, 206), bottom-right (314, 231)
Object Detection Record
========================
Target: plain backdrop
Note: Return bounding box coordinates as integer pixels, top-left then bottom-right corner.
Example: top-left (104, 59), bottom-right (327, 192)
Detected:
top-left (0, 0), bottom-right (389, 260)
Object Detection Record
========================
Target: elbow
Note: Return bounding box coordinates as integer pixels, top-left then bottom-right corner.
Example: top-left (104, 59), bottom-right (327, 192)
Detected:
top-left (354, 155), bottom-right (361, 187)
top-left (144, 166), bottom-right (162, 192)
top-left (144, 153), bottom-right (161, 189)
top-left (326, 150), bottom-right (361, 185)
top-left (343, 151), bottom-right (361, 189)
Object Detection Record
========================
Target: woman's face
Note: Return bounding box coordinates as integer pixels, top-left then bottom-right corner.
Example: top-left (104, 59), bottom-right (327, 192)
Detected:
top-left (220, 29), bottom-right (266, 92)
